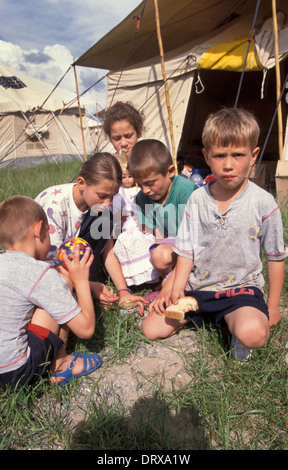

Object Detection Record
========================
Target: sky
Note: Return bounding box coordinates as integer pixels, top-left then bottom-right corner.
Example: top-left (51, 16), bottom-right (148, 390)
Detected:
top-left (0, 0), bottom-right (141, 113)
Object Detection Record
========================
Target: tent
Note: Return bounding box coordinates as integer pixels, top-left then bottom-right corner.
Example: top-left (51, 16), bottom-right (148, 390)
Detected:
top-left (74, 0), bottom-right (288, 190)
top-left (0, 64), bottom-right (95, 169)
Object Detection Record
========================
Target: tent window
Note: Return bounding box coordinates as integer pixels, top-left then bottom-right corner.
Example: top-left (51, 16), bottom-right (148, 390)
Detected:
top-left (0, 76), bottom-right (26, 89)
top-left (26, 134), bottom-right (46, 151)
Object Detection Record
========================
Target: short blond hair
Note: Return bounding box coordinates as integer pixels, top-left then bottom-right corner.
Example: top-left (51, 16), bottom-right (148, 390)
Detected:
top-left (0, 195), bottom-right (47, 248)
top-left (202, 108), bottom-right (260, 151)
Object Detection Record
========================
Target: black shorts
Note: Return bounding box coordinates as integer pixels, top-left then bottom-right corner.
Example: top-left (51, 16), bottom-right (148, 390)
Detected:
top-left (184, 286), bottom-right (269, 328)
top-left (79, 211), bottom-right (113, 281)
top-left (0, 323), bottom-right (63, 389)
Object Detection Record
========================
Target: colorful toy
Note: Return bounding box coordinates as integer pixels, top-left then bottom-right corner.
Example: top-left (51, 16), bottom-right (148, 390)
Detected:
top-left (57, 237), bottom-right (91, 269)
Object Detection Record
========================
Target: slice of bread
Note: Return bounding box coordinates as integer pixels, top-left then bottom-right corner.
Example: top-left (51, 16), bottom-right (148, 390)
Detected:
top-left (165, 296), bottom-right (199, 320)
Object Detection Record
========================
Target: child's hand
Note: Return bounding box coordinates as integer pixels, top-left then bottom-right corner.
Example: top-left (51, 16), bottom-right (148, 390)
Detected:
top-left (118, 290), bottom-right (147, 316)
top-left (148, 290), bottom-right (170, 315)
top-left (268, 305), bottom-right (281, 326)
top-left (59, 244), bottom-right (94, 286)
top-left (170, 289), bottom-right (184, 306)
top-left (90, 281), bottom-right (118, 307)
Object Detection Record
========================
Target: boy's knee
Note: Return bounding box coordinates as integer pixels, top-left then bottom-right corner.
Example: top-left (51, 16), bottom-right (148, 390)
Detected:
top-left (151, 245), bottom-right (176, 272)
top-left (141, 313), bottom-right (185, 341)
top-left (150, 247), bottom-right (164, 269)
top-left (237, 321), bottom-right (270, 348)
top-left (141, 318), bottom-right (160, 341)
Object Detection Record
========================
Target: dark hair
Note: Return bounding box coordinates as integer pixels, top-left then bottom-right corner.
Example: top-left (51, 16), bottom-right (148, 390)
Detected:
top-left (103, 102), bottom-right (145, 138)
top-left (77, 152), bottom-right (122, 186)
top-left (0, 195), bottom-right (47, 247)
top-left (127, 139), bottom-right (173, 181)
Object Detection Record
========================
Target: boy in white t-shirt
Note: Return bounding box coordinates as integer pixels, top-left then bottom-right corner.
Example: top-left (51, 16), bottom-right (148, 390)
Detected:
top-left (144, 108), bottom-right (288, 360)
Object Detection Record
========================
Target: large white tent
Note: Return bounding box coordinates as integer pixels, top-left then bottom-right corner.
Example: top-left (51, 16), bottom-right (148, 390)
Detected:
top-left (0, 64), bottom-right (95, 169)
top-left (74, 0), bottom-right (288, 179)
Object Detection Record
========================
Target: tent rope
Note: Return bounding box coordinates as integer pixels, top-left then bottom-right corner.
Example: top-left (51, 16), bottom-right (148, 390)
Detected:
top-left (234, 0), bottom-right (261, 108)
top-left (139, 54), bottom-right (197, 110)
top-left (39, 66), bottom-right (72, 110)
top-left (109, 0), bottom-right (148, 107)
top-left (94, 54), bottom-right (197, 157)
top-left (253, 72), bottom-right (288, 180)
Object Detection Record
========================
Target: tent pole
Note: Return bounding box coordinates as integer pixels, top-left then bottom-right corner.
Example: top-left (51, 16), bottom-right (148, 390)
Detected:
top-left (272, 0), bottom-right (283, 160)
top-left (96, 102), bottom-right (100, 151)
top-left (153, 0), bottom-right (178, 174)
top-left (73, 65), bottom-right (87, 161)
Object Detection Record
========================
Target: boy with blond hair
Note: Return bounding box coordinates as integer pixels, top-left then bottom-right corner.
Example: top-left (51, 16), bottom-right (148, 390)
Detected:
top-left (143, 108), bottom-right (287, 360)
top-left (0, 195), bottom-right (101, 388)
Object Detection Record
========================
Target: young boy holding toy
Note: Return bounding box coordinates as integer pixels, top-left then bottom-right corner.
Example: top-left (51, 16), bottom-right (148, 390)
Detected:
top-left (0, 195), bottom-right (101, 387)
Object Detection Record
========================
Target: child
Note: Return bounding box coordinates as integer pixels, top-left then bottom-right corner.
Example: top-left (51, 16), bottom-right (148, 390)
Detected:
top-left (143, 108), bottom-right (288, 360)
top-left (113, 164), bottom-right (159, 286)
top-left (0, 195), bottom-right (101, 388)
top-left (102, 101), bottom-right (159, 286)
top-left (35, 153), bottom-right (145, 313)
top-left (103, 101), bottom-right (144, 235)
top-left (114, 139), bottom-right (196, 288)
top-left (103, 101), bottom-right (145, 159)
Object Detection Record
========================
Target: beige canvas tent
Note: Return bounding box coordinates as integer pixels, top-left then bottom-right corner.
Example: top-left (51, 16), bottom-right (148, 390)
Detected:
top-left (0, 64), bottom-right (95, 168)
top-left (74, 0), bottom-right (288, 193)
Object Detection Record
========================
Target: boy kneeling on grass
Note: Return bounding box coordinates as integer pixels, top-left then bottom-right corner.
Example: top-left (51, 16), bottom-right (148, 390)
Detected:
top-left (0, 195), bottom-right (101, 388)
top-left (144, 108), bottom-right (288, 361)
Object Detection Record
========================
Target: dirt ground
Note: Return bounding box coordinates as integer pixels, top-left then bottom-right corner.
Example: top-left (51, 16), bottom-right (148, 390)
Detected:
top-left (68, 324), bottom-right (199, 431)
top-left (65, 306), bottom-right (288, 448)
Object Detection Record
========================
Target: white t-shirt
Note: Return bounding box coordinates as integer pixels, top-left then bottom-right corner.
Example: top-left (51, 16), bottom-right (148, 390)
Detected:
top-left (35, 183), bottom-right (86, 265)
top-left (173, 180), bottom-right (288, 292)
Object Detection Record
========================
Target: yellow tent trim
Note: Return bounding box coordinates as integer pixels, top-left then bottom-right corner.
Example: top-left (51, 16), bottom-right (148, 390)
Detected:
top-left (198, 35), bottom-right (261, 72)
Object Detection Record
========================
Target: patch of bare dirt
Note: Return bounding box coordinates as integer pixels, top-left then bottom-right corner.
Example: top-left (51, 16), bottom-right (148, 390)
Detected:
top-left (69, 328), bottom-right (199, 431)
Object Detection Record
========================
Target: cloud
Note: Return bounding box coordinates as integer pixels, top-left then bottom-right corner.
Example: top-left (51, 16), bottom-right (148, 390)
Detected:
top-left (24, 51), bottom-right (51, 64)
top-left (0, 39), bottom-right (106, 113)
top-left (0, 0), bottom-right (141, 111)
top-left (0, 0), bottom-right (141, 58)
top-left (0, 40), bottom-right (73, 84)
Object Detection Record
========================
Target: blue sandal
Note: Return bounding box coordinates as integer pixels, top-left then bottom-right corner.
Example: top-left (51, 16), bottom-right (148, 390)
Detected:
top-left (52, 352), bottom-right (102, 385)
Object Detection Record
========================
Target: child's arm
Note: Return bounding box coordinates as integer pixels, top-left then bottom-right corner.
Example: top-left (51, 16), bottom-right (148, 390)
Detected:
top-left (148, 269), bottom-right (175, 316)
top-left (61, 245), bottom-right (96, 338)
top-left (170, 256), bottom-right (194, 304)
top-left (148, 256), bottom-right (193, 316)
top-left (102, 238), bottom-right (147, 314)
top-left (266, 259), bottom-right (285, 326)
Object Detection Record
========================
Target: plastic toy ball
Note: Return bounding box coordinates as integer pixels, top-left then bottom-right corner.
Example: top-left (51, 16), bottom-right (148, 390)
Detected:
top-left (57, 237), bottom-right (91, 269)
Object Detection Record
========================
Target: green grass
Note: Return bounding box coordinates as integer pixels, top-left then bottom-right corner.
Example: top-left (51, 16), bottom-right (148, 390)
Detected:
top-left (0, 160), bottom-right (82, 201)
top-left (0, 161), bottom-right (287, 450)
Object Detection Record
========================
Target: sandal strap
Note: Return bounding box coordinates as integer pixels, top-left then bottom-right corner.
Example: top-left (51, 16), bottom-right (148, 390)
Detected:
top-left (52, 355), bottom-right (77, 382)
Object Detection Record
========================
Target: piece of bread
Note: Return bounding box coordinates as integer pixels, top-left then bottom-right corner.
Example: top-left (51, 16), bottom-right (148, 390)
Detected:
top-left (165, 296), bottom-right (199, 320)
